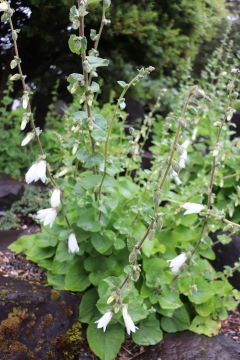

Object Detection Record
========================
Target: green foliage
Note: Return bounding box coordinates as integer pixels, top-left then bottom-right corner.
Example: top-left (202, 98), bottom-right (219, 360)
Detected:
top-left (87, 324), bottom-right (124, 360)
top-left (0, 0), bottom-right (227, 106)
top-left (0, 80), bottom-right (35, 177)
top-left (0, 185), bottom-right (49, 230)
top-left (0, 79), bottom-right (67, 178)
top-left (5, 2), bottom-right (240, 360)
top-left (132, 315), bottom-right (163, 346)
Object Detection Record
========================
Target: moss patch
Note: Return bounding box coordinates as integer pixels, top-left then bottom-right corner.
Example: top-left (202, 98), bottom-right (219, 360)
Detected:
top-left (54, 322), bottom-right (83, 360)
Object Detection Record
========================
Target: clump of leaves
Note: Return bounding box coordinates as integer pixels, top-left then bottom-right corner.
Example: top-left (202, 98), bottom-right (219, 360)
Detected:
top-left (2, 1), bottom-right (240, 360)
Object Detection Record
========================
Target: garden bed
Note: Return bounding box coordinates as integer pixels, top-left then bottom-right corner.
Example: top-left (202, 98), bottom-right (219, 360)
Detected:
top-left (0, 242), bottom-right (240, 360)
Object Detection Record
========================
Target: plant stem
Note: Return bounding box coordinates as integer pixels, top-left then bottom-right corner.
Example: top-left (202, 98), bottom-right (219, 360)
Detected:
top-left (223, 172), bottom-right (240, 180)
top-left (116, 89), bottom-right (193, 294)
top-left (9, 19), bottom-right (45, 158)
top-left (189, 86), bottom-right (234, 260)
top-left (88, 5), bottom-right (106, 85)
top-left (9, 17), bottom-right (71, 229)
top-left (206, 211), bottom-right (240, 230)
top-left (97, 74), bottom-right (145, 199)
top-left (78, 0), bottom-right (95, 154)
top-left (94, 10), bottom-right (105, 51)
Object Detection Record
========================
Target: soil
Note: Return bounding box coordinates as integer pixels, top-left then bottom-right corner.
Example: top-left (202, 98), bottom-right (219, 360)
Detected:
top-left (221, 311), bottom-right (240, 344)
top-left (0, 249), bottom-right (46, 283)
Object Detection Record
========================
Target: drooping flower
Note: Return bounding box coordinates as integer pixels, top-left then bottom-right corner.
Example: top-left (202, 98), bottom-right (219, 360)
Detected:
top-left (171, 170), bottom-right (182, 185)
top-left (50, 188), bottom-right (61, 208)
top-left (0, 1), bottom-right (9, 12)
top-left (168, 253), bottom-right (187, 274)
top-left (179, 139), bottom-right (191, 169)
top-left (192, 128), bottom-right (198, 141)
top-left (182, 202), bottom-right (205, 215)
top-left (36, 208), bottom-right (57, 227)
top-left (122, 305), bottom-right (138, 335)
top-left (68, 233), bottom-right (79, 254)
top-left (25, 160), bottom-right (47, 184)
top-left (21, 131), bottom-right (35, 146)
top-left (95, 311), bottom-right (113, 332)
top-left (22, 92), bottom-right (29, 110)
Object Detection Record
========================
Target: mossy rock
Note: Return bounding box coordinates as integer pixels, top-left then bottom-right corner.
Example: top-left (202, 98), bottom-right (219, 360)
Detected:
top-left (0, 277), bottom-right (82, 359)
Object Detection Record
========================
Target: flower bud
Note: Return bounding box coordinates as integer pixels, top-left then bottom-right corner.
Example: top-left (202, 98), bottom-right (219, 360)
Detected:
top-left (103, 18), bottom-right (111, 25)
top-left (231, 68), bottom-right (240, 75)
top-left (22, 91), bottom-right (30, 110)
top-left (107, 295), bottom-right (115, 305)
top-left (21, 132), bottom-right (35, 146)
top-left (10, 73), bottom-right (21, 81)
top-left (0, 1), bottom-right (9, 12)
top-left (103, 0), bottom-right (111, 9)
top-left (193, 86), bottom-right (206, 99)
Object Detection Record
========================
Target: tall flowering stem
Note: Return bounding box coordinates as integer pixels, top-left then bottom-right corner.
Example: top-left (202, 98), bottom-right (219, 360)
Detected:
top-left (88, 0), bottom-right (110, 84)
top-left (115, 88), bottom-right (194, 293)
top-left (97, 67), bottom-right (155, 200)
top-left (7, 10), bottom-right (72, 229)
top-left (78, 0), bottom-right (95, 154)
top-left (9, 17), bottom-right (45, 160)
top-left (190, 75), bottom-right (237, 259)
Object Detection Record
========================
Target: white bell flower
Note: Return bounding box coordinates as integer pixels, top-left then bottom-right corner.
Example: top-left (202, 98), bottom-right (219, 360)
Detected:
top-left (21, 132), bottom-right (35, 146)
top-left (25, 160), bottom-right (47, 184)
top-left (50, 188), bottom-right (61, 208)
top-left (95, 311), bottom-right (113, 332)
top-left (122, 305), bottom-right (138, 335)
top-left (179, 139), bottom-right (191, 169)
top-left (179, 151), bottom-right (187, 169)
top-left (36, 208), bottom-right (57, 227)
top-left (168, 253), bottom-right (187, 274)
top-left (68, 233), bottom-right (79, 254)
top-left (192, 128), bottom-right (198, 141)
top-left (0, 2), bottom-right (9, 12)
top-left (171, 170), bottom-right (182, 185)
top-left (182, 202), bottom-right (205, 215)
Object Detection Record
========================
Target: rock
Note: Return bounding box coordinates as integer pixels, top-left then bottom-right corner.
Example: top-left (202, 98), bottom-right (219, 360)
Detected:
top-left (230, 112), bottom-right (240, 140)
top-left (211, 232), bottom-right (240, 290)
top-left (141, 332), bottom-right (240, 360)
top-left (141, 151), bottom-right (154, 170)
top-left (126, 95), bottom-right (145, 125)
top-left (0, 230), bottom-right (26, 250)
top-left (0, 174), bottom-right (24, 210)
top-left (0, 226), bottom-right (39, 250)
top-left (0, 277), bottom-right (82, 360)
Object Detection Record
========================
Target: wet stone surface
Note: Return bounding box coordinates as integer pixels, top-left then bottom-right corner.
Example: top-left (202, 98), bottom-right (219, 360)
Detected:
top-left (140, 332), bottom-right (240, 360)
